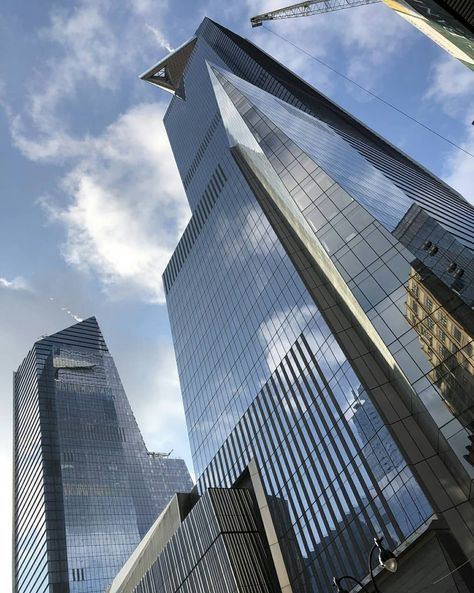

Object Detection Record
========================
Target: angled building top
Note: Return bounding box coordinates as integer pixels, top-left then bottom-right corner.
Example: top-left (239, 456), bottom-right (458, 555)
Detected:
top-left (140, 37), bottom-right (197, 98)
top-left (35, 315), bottom-right (109, 352)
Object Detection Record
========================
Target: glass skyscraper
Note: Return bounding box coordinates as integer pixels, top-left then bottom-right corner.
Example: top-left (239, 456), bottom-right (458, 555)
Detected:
top-left (382, 0), bottom-right (474, 71)
top-left (13, 317), bottom-right (192, 593)
top-left (140, 18), bottom-right (474, 591)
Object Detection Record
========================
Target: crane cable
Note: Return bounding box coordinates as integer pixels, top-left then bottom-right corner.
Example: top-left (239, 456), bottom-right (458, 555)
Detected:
top-left (260, 24), bottom-right (474, 159)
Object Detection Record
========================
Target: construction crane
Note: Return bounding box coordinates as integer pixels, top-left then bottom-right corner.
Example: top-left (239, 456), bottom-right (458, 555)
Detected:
top-left (250, 0), bottom-right (380, 27)
top-left (250, 0), bottom-right (474, 69)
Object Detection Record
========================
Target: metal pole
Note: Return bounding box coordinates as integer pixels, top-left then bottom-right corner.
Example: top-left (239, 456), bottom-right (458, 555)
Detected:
top-left (368, 543), bottom-right (382, 593)
top-left (334, 574), bottom-right (370, 592)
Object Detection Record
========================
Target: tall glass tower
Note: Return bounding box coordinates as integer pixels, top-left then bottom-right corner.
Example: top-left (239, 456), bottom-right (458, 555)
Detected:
top-left (141, 18), bottom-right (474, 592)
top-left (13, 317), bottom-right (192, 593)
top-left (382, 0), bottom-right (474, 71)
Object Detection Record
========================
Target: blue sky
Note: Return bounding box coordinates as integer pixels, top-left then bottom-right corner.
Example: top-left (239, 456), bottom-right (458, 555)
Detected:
top-left (1, 0), bottom-right (473, 586)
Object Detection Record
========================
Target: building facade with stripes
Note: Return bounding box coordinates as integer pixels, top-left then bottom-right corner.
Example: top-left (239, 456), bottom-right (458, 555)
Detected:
top-left (139, 18), bottom-right (474, 592)
top-left (13, 317), bottom-right (193, 593)
top-left (107, 488), bottom-right (278, 593)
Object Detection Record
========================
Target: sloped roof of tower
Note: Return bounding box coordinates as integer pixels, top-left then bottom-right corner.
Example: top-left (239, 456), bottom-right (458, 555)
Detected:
top-left (36, 316), bottom-right (108, 352)
top-left (139, 36), bottom-right (197, 98)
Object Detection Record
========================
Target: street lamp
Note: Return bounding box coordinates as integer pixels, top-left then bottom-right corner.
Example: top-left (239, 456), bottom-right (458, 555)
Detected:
top-left (332, 536), bottom-right (397, 592)
top-left (376, 537), bottom-right (397, 573)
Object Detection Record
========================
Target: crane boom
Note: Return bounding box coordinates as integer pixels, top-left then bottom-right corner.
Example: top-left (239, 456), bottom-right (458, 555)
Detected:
top-left (251, 0), bottom-right (380, 27)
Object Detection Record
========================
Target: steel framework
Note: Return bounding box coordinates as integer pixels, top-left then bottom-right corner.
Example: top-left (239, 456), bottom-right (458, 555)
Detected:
top-left (251, 0), bottom-right (380, 27)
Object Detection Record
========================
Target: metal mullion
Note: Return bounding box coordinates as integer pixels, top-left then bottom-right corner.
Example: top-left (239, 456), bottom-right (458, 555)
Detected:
top-left (296, 338), bottom-right (384, 537)
top-left (255, 386), bottom-right (281, 465)
top-left (252, 396), bottom-right (285, 492)
top-left (266, 376), bottom-right (293, 450)
top-left (270, 371), bottom-right (311, 490)
top-left (16, 472), bottom-right (44, 530)
top-left (274, 356), bottom-right (356, 577)
top-left (275, 360), bottom-right (311, 470)
top-left (15, 408), bottom-right (41, 460)
top-left (260, 380), bottom-right (294, 484)
top-left (283, 348), bottom-right (367, 575)
top-left (299, 334), bottom-right (404, 545)
top-left (15, 393), bottom-right (39, 436)
top-left (226, 430), bottom-right (241, 473)
top-left (16, 492), bottom-right (45, 551)
top-left (262, 388), bottom-right (330, 560)
top-left (248, 411), bottom-right (272, 482)
top-left (16, 523), bottom-right (47, 581)
top-left (17, 542), bottom-right (47, 591)
top-left (16, 451), bottom-right (42, 501)
top-left (18, 556), bottom-right (48, 593)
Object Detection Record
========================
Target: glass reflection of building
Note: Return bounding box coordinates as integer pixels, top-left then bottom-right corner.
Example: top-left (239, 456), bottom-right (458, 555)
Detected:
top-left (141, 18), bottom-right (474, 592)
top-left (406, 261), bottom-right (474, 445)
top-left (351, 388), bottom-right (404, 484)
top-left (13, 317), bottom-right (192, 593)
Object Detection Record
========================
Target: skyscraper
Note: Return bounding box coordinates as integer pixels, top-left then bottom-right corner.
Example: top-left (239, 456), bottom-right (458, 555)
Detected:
top-left (140, 18), bottom-right (474, 591)
top-left (13, 317), bottom-right (192, 593)
top-left (382, 0), bottom-right (474, 71)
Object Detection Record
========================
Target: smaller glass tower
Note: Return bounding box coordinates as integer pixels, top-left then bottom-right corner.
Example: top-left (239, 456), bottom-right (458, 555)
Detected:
top-left (13, 317), bottom-right (192, 593)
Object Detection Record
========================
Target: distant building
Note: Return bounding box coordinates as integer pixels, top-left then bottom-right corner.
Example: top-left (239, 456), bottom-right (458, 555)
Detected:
top-left (135, 17), bottom-right (474, 592)
top-left (382, 0), bottom-right (474, 70)
top-left (13, 317), bottom-right (192, 593)
top-left (351, 388), bottom-right (404, 484)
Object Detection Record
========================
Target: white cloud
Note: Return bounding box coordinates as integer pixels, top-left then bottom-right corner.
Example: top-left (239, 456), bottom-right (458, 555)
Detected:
top-left (3, 2), bottom-right (188, 588)
top-left (128, 341), bottom-right (192, 469)
top-left (41, 102), bottom-right (189, 304)
top-left (6, 0), bottom-right (189, 304)
top-left (443, 129), bottom-right (474, 204)
top-left (0, 276), bottom-right (32, 291)
top-left (339, 4), bottom-right (412, 87)
top-left (60, 307), bottom-right (84, 323)
top-left (8, 0), bottom-right (174, 162)
top-left (10, 3), bottom-right (119, 161)
top-left (425, 57), bottom-right (474, 110)
top-left (424, 57), bottom-right (474, 203)
top-left (145, 24), bottom-right (175, 52)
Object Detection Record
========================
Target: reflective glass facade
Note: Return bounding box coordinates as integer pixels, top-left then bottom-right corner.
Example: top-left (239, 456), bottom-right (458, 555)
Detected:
top-left (156, 18), bottom-right (474, 592)
top-left (13, 317), bottom-right (192, 593)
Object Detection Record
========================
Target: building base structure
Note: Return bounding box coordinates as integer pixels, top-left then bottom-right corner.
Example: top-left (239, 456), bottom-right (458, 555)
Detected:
top-left (107, 483), bottom-right (279, 593)
top-left (109, 462), bottom-right (472, 593)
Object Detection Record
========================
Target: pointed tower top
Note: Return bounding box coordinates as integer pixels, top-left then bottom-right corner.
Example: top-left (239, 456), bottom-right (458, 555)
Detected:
top-left (37, 316), bottom-right (108, 352)
top-left (140, 37), bottom-right (197, 99)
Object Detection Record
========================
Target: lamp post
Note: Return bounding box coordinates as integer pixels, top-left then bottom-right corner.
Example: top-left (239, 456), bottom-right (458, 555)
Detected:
top-left (332, 536), bottom-right (397, 593)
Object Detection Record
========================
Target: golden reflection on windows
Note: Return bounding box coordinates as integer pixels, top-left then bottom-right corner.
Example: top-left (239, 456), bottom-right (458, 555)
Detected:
top-left (406, 263), bottom-right (474, 447)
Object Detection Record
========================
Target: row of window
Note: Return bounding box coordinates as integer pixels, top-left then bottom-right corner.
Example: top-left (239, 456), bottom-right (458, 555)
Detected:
top-left (411, 295), bottom-right (467, 346)
top-left (163, 164), bottom-right (227, 293)
top-left (72, 567), bottom-right (85, 581)
top-left (183, 113), bottom-right (220, 188)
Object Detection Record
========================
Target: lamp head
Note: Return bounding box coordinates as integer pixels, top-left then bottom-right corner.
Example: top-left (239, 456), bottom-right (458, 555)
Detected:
top-left (374, 537), bottom-right (398, 573)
